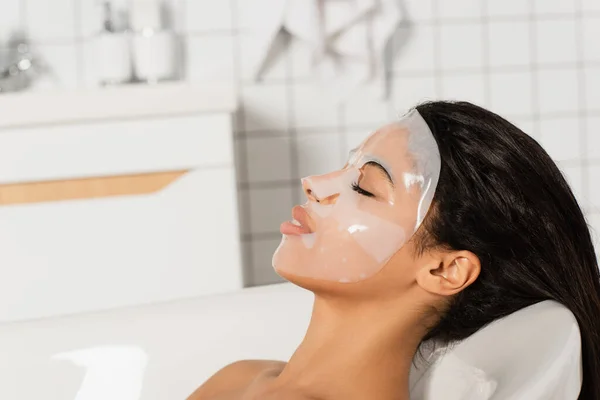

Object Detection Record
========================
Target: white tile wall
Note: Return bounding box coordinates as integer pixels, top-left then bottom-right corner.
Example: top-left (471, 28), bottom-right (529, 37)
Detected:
top-left (485, 0), bottom-right (529, 17)
top-left (488, 21), bottom-right (531, 67)
top-left (186, 35), bottom-right (235, 84)
top-left (249, 186), bottom-right (295, 234)
top-left (582, 17), bottom-right (600, 61)
top-left (439, 23), bottom-right (485, 70)
top-left (489, 71), bottom-right (534, 117)
top-left (539, 117), bottom-right (581, 162)
top-left (183, 0), bottom-right (232, 33)
top-left (0, 0), bottom-right (598, 285)
top-left (587, 118), bottom-right (600, 159)
top-left (537, 69), bottom-right (580, 114)
top-left (295, 132), bottom-right (342, 178)
top-left (25, 0), bottom-right (77, 42)
top-left (244, 136), bottom-right (293, 182)
top-left (0, 0), bottom-right (21, 41)
top-left (250, 237), bottom-right (283, 285)
top-left (535, 19), bottom-right (578, 64)
top-left (585, 67), bottom-right (600, 111)
top-left (440, 72), bottom-right (487, 108)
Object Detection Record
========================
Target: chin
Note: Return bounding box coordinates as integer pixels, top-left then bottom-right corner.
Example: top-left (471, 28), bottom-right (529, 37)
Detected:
top-left (272, 240), bottom-right (372, 296)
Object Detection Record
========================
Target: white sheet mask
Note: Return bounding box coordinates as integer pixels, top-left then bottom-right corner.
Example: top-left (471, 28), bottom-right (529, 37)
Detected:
top-left (273, 110), bottom-right (441, 283)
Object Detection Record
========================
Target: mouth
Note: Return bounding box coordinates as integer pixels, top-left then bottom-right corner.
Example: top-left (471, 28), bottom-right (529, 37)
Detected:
top-left (280, 205), bottom-right (314, 236)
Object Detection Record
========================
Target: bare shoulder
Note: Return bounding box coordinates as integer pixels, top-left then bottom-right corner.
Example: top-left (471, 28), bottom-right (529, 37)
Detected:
top-left (186, 360), bottom-right (286, 400)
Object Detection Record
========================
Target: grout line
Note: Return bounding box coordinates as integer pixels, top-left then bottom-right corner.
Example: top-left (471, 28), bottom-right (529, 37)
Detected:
top-left (529, 1), bottom-right (541, 139)
top-left (234, 109), bottom-right (600, 138)
top-left (229, 0), bottom-right (255, 287)
top-left (481, 0), bottom-right (491, 107)
top-left (240, 61), bottom-right (600, 85)
top-left (432, 0), bottom-right (443, 98)
top-left (575, 0), bottom-right (591, 208)
top-left (242, 232), bottom-right (283, 242)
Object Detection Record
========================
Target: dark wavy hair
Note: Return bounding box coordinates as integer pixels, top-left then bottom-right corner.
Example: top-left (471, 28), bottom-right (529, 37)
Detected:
top-left (414, 101), bottom-right (600, 400)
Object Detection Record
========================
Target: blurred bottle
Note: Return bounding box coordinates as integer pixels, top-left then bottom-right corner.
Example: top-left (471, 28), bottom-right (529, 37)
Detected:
top-left (130, 0), bottom-right (176, 83)
top-left (94, 1), bottom-right (133, 86)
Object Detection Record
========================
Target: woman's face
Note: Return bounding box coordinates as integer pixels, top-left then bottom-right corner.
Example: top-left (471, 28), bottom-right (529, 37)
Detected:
top-left (273, 113), bottom-right (439, 283)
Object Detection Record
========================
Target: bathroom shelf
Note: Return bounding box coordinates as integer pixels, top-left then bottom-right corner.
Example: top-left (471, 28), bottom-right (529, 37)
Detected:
top-left (0, 82), bottom-right (237, 129)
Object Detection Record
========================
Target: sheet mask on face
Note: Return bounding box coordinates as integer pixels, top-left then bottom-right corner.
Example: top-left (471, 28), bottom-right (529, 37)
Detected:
top-left (273, 110), bottom-right (441, 283)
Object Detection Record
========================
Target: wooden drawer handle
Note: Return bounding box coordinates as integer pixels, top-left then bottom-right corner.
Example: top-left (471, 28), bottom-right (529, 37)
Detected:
top-left (0, 170), bottom-right (187, 206)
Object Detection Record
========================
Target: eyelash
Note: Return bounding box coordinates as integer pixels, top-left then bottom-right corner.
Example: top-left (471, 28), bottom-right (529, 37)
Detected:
top-left (351, 182), bottom-right (375, 198)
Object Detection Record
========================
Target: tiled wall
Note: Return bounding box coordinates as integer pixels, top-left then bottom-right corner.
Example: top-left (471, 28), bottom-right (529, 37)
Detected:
top-left (1, 0), bottom-right (599, 285)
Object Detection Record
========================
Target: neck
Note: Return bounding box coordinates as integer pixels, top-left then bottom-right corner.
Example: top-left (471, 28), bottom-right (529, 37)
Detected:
top-left (272, 291), bottom-right (427, 400)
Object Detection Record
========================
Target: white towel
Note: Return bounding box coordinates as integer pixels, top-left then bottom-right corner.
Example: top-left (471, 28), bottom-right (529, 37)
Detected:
top-left (252, 0), bottom-right (404, 101)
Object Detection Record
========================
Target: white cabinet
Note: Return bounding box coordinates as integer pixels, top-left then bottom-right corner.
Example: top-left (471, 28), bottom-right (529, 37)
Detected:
top-left (0, 84), bottom-right (243, 322)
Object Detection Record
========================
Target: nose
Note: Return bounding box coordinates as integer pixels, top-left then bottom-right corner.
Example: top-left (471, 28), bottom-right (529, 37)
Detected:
top-left (302, 173), bottom-right (342, 205)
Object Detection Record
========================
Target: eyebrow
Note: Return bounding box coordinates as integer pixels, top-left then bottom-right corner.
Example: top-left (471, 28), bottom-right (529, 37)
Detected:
top-left (365, 161), bottom-right (394, 188)
top-left (347, 149), bottom-right (395, 187)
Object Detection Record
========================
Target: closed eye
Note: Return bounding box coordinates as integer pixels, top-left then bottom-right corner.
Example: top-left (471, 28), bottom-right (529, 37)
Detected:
top-left (351, 182), bottom-right (375, 197)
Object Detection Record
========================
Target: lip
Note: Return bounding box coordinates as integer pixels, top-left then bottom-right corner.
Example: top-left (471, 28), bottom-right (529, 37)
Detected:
top-left (280, 205), bottom-right (314, 236)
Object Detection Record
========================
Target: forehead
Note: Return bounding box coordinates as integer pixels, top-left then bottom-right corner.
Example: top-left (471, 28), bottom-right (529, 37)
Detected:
top-left (358, 124), bottom-right (413, 167)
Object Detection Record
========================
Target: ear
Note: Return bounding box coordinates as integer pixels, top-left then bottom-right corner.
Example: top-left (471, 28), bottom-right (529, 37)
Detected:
top-left (416, 251), bottom-right (480, 296)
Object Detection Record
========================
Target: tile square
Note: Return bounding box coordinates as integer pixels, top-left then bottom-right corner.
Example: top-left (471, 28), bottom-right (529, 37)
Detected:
top-left (26, 0), bottom-right (77, 42)
top-left (440, 72), bottom-right (487, 107)
top-left (538, 69), bottom-right (580, 114)
top-left (393, 23), bottom-right (436, 73)
top-left (186, 35), bottom-right (235, 84)
top-left (292, 82), bottom-right (340, 129)
top-left (296, 133), bottom-right (342, 178)
top-left (438, 0), bottom-right (482, 19)
top-left (343, 82), bottom-right (391, 126)
top-left (184, 0), bottom-right (232, 32)
top-left (535, 19), bottom-right (577, 64)
top-left (581, 0), bottom-right (600, 11)
top-left (245, 136), bottom-right (293, 183)
top-left (489, 71), bottom-right (533, 117)
top-left (249, 186), bottom-right (295, 234)
top-left (485, 0), bottom-right (530, 17)
top-left (586, 117), bottom-right (600, 159)
top-left (489, 21), bottom-right (531, 67)
top-left (392, 75), bottom-right (438, 115)
top-left (250, 238), bottom-right (285, 286)
top-left (539, 117), bottom-right (582, 162)
top-left (239, 83), bottom-right (289, 132)
top-left (583, 17), bottom-right (600, 61)
top-left (439, 23), bottom-right (485, 69)
top-left (585, 67), bottom-right (600, 111)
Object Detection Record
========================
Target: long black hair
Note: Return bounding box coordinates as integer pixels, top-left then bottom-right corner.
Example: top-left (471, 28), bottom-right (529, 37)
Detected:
top-left (414, 101), bottom-right (600, 400)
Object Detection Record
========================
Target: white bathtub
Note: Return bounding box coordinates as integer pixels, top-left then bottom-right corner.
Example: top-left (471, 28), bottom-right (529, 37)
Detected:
top-left (0, 283), bottom-right (313, 399)
top-left (0, 280), bottom-right (584, 399)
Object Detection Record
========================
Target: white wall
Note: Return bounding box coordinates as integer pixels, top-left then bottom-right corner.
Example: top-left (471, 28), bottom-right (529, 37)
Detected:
top-left (1, 0), bottom-right (599, 285)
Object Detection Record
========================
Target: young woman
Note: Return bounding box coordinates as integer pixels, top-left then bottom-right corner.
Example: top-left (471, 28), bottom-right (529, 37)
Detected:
top-left (189, 101), bottom-right (600, 400)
